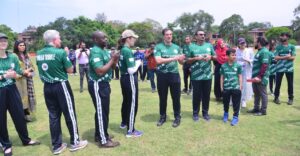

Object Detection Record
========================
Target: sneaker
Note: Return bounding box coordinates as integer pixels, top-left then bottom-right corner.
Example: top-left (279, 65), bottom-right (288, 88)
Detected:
top-left (247, 109), bottom-right (260, 114)
top-left (120, 123), bottom-right (127, 129)
top-left (69, 140), bottom-right (88, 152)
top-left (187, 90), bottom-right (191, 95)
top-left (172, 118), bottom-right (181, 128)
top-left (223, 112), bottom-right (229, 123)
top-left (273, 98), bottom-right (281, 104)
top-left (99, 140), bottom-right (120, 148)
top-left (203, 114), bottom-right (211, 121)
top-left (157, 117), bottom-right (166, 127)
top-left (254, 111), bottom-right (267, 116)
top-left (193, 115), bottom-right (199, 122)
top-left (181, 89), bottom-right (187, 94)
top-left (151, 89), bottom-right (156, 93)
top-left (287, 99), bottom-right (293, 105)
top-left (241, 101), bottom-right (246, 108)
top-left (25, 115), bottom-right (33, 122)
top-left (231, 116), bottom-right (239, 126)
top-left (126, 130), bottom-right (143, 138)
top-left (53, 143), bottom-right (67, 155)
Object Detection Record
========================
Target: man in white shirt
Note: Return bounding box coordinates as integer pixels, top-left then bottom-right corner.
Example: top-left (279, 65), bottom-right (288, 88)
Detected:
top-left (75, 41), bottom-right (90, 92)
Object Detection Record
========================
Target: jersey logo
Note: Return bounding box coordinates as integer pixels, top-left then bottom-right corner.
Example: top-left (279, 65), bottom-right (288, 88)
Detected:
top-left (94, 58), bottom-right (100, 62)
top-left (129, 58), bottom-right (134, 62)
top-left (206, 48), bottom-right (211, 52)
top-left (10, 63), bottom-right (15, 69)
top-left (174, 49), bottom-right (178, 54)
top-left (234, 68), bottom-right (237, 71)
top-left (42, 63), bottom-right (48, 71)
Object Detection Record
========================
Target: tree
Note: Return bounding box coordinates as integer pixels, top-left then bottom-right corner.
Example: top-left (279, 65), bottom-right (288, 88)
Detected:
top-left (265, 27), bottom-right (293, 40)
top-left (95, 13), bottom-right (107, 23)
top-left (0, 24), bottom-right (17, 50)
top-left (247, 22), bottom-right (272, 30)
top-left (127, 22), bottom-right (155, 48)
top-left (175, 10), bottom-right (214, 35)
top-left (219, 14), bottom-right (244, 45)
top-left (292, 3), bottom-right (300, 43)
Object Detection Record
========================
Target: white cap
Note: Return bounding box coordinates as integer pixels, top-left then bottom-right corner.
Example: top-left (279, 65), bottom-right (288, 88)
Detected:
top-left (121, 29), bottom-right (139, 39)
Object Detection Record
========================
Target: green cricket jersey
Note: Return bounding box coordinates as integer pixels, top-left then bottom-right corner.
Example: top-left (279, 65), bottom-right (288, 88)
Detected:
top-left (154, 43), bottom-right (182, 74)
top-left (119, 46), bottom-right (135, 75)
top-left (252, 47), bottom-right (270, 86)
top-left (89, 45), bottom-right (112, 82)
top-left (275, 44), bottom-right (296, 73)
top-left (220, 62), bottom-right (242, 90)
top-left (187, 42), bottom-right (215, 80)
top-left (268, 51), bottom-right (276, 76)
top-left (0, 52), bottom-right (23, 88)
top-left (36, 45), bottom-right (72, 83)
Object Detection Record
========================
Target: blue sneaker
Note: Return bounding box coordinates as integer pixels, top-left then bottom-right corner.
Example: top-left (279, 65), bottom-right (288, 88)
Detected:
top-left (223, 112), bottom-right (229, 123)
top-left (126, 130), bottom-right (143, 138)
top-left (231, 116), bottom-right (239, 126)
top-left (193, 115), bottom-right (199, 122)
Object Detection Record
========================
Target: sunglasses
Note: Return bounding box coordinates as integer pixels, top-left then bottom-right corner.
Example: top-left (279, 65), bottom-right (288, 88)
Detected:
top-left (197, 33), bottom-right (205, 36)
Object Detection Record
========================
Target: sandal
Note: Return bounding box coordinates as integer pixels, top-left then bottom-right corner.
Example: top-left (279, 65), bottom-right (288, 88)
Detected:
top-left (23, 140), bottom-right (41, 146)
top-left (4, 147), bottom-right (12, 156)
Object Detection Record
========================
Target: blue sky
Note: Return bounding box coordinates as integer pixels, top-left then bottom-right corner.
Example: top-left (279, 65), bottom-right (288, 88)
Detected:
top-left (1, 0), bottom-right (299, 32)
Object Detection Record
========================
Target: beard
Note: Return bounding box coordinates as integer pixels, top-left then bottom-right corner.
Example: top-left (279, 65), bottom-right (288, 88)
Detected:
top-left (255, 45), bottom-right (258, 49)
top-left (280, 38), bottom-right (287, 42)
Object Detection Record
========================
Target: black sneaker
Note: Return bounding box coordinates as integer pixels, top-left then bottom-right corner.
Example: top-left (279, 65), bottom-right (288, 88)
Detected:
top-left (254, 111), bottom-right (267, 116)
top-left (172, 118), bottom-right (181, 128)
top-left (273, 98), bottom-right (281, 104)
top-left (193, 115), bottom-right (199, 122)
top-left (287, 99), bottom-right (293, 105)
top-left (203, 114), bottom-right (211, 121)
top-left (181, 89), bottom-right (187, 94)
top-left (157, 117), bottom-right (166, 127)
top-left (247, 109), bottom-right (260, 113)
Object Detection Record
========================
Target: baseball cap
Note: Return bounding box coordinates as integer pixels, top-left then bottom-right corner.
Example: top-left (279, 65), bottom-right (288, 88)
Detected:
top-left (238, 38), bottom-right (246, 44)
top-left (121, 29), bottom-right (139, 39)
top-left (0, 33), bottom-right (8, 39)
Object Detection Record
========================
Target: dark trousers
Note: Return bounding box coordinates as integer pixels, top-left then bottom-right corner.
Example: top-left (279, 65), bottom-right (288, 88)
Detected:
top-left (192, 80), bottom-right (212, 116)
top-left (120, 74), bottom-right (138, 133)
top-left (88, 81), bottom-right (110, 145)
top-left (269, 75), bottom-right (276, 93)
top-left (147, 69), bottom-right (156, 90)
top-left (252, 83), bottom-right (268, 112)
top-left (214, 62), bottom-right (222, 99)
top-left (274, 72), bottom-right (294, 100)
top-left (114, 67), bottom-right (120, 79)
top-left (44, 81), bottom-right (80, 150)
top-left (223, 89), bottom-right (241, 117)
top-left (0, 84), bottom-right (31, 149)
top-left (79, 64), bottom-right (89, 90)
top-left (157, 72), bottom-right (181, 119)
top-left (183, 67), bottom-right (192, 91)
top-left (71, 60), bottom-right (76, 73)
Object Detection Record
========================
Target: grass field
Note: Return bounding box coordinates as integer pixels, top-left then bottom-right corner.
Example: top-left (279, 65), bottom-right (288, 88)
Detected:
top-left (5, 49), bottom-right (300, 156)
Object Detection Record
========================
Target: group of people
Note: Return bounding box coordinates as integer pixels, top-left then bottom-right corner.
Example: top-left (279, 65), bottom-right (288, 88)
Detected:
top-left (0, 27), bottom-right (296, 155)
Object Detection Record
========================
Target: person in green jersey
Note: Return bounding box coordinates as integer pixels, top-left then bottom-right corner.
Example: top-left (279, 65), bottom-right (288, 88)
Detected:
top-left (155, 28), bottom-right (185, 128)
top-left (88, 31), bottom-right (120, 147)
top-left (220, 49), bottom-right (242, 126)
top-left (0, 33), bottom-right (40, 156)
top-left (36, 30), bottom-right (88, 155)
top-left (247, 37), bottom-right (270, 116)
top-left (187, 30), bottom-right (216, 122)
top-left (182, 35), bottom-right (193, 95)
top-left (118, 29), bottom-right (143, 137)
top-left (274, 32), bottom-right (296, 105)
top-left (268, 39), bottom-right (277, 96)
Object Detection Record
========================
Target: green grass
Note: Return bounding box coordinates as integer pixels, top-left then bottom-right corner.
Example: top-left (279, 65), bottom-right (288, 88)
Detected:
top-left (6, 49), bottom-right (300, 156)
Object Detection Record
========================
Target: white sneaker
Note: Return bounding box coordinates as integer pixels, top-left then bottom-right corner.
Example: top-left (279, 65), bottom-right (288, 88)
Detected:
top-left (69, 140), bottom-right (88, 152)
top-left (241, 101), bottom-right (246, 108)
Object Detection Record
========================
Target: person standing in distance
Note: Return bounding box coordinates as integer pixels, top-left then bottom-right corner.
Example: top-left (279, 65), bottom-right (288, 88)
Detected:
top-left (76, 41), bottom-right (90, 93)
top-left (119, 29), bottom-right (143, 137)
top-left (36, 30), bottom-right (88, 155)
top-left (154, 28), bottom-right (185, 128)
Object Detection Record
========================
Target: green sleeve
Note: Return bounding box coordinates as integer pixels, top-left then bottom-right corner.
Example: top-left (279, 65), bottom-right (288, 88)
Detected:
top-left (291, 45), bottom-right (296, 56)
top-left (154, 45), bottom-right (161, 57)
top-left (210, 45), bottom-right (216, 56)
top-left (61, 51), bottom-right (72, 69)
top-left (125, 50), bottom-right (135, 68)
top-left (178, 47), bottom-right (183, 55)
top-left (220, 65), bottom-right (224, 75)
top-left (13, 55), bottom-right (23, 75)
top-left (237, 65), bottom-right (242, 75)
top-left (274, 46), bottom-right (280, 56)
top-left (91, 53), bottom-right (104, 70)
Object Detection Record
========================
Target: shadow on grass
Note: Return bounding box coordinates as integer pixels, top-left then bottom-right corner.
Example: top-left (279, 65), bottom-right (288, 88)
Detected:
top-left (140, 113), bottom-right (158, 122)
top-left (139, 88), bottom-right (154, 93)
top-left (36, 133), bottom-right (53, 151)
top-left (82, 128), bottom-right (97, 145)
top-left (279, 120), bottom-right (300, 126)
top-left (109, 123), bottom-right (127, 135)
top-left (293, 106), bottom-right (300, 111)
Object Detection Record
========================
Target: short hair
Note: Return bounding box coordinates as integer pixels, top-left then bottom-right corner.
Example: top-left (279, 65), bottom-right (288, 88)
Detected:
top-left (226, 48), bottom-right (236, 56)
top-left (194, 30), bottom-right (205, 36)
top-left (148, 42), bottom-right (156, 46)
top-left (280, 32), bottom-right (291, 38)
top-left (256, 37), bottom-right (268, 47)
top-left (43, 30), bottom-right (60, 44)
top-left (162, 28), bottom-right (172, 35)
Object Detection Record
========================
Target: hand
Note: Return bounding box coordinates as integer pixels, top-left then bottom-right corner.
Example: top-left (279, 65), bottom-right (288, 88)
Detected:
top-left (111, 52), bottom-right (120, 62)
top-left (204, 55), bottom-right (211, 61)
top-left (177, 54), bottom-right (185, 62)
top-left (23, 69), bottom-right (33, 78)
top-left (253, 77), bottom-right (261, 83)
top-left (197, 55), bottom-right (203, 61)
top-left (285, 54), bottom-right (291, 59)
top-left (4, 69), bottom-right (17, 79)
